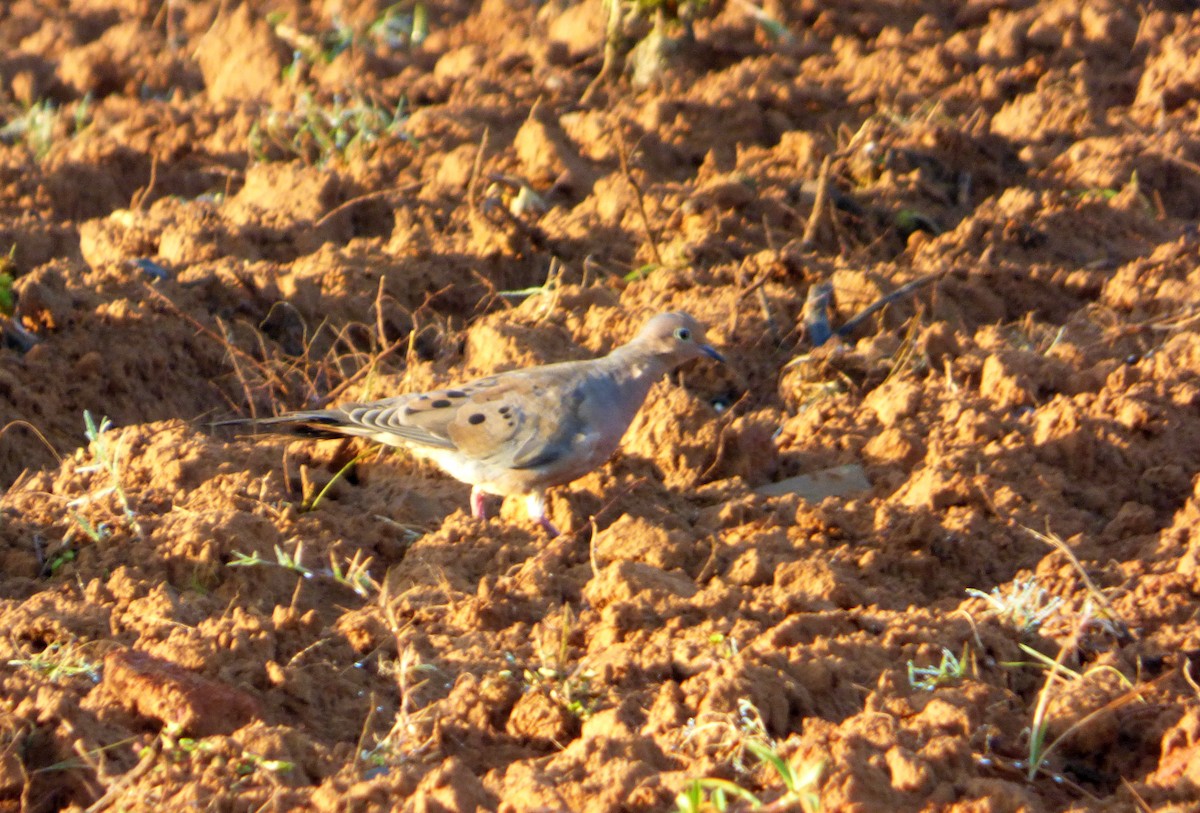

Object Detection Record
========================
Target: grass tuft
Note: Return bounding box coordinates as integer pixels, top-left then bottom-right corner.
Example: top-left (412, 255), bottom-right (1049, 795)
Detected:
top-left (0, 95), bottom-right (91, 160)
top-left (966, 577), bottom-right (1061, 633)
top-left (228, 542), bottom-right (378, 598)
top-left (249, 92), bottom-right (409, 166)
top-left (71, 411), bottom-right (143, 539)
top-left (9, 640), bottom-right (101, 683)
top-left (674, 699), bottom-right (822, 811)
top-left (908, 645), bottom-right (970, 691)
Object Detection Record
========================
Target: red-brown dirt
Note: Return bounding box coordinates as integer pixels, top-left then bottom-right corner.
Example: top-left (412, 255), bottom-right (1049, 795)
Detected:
top-left (2, 1), bottom-right (1200, 811)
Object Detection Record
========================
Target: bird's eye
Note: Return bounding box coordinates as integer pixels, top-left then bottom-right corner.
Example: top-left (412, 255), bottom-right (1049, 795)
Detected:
top-left (674, 327), bottom-right (691, 341)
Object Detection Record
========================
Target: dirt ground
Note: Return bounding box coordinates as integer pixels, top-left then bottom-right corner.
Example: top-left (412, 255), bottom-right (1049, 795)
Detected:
top-left (1, 0), bottom-right (1200, 810)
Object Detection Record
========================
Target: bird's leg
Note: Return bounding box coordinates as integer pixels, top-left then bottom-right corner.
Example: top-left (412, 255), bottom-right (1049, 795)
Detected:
top-left (470, 486), bottom-right (488, 520)
top-left (525, 492), bottom-right (560, 537)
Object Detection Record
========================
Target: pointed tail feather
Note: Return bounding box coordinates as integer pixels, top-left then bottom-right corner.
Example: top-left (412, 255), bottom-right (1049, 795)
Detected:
top-left (212, 409), bottom-right (455, 450)
top-left (209, 411), bottom-right (356, 440)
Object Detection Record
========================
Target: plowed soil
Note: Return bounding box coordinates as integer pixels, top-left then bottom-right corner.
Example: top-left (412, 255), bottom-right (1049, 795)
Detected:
top-left (2, 1), bottom-right (1200, 811)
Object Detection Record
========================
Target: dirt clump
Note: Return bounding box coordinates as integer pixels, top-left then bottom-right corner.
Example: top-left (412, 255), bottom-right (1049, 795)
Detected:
top-left (2, 0), bottom-right (1200, 811)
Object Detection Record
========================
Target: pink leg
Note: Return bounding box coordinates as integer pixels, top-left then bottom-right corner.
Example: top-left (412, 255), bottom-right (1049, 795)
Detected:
top-left (470, 486), bottom-right (488, 520)
top-left (525, 493), bottom-right (560, 537)
top-left (538, 515), bottom-right (561, 538)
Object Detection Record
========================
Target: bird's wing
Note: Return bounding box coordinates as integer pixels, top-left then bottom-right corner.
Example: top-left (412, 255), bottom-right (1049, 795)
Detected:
top-left (282, 362), bottom-right (592, 470)
top-left (445, 371), bottom-right (588, 470)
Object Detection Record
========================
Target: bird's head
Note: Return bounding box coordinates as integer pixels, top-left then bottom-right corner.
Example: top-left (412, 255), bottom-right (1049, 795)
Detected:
top-left (632, 311), bottom-right (725, 367)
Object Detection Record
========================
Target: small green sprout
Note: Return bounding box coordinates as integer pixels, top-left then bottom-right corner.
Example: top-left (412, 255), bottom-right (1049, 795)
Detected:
top-left (907, 645), bottom-right (969, 691)
top-left (161, 724), bottom-right (295, 779)
top-left (67, 510), bottom-right (109, 544)
top-left (966, 577), bottom-right (1062, 632)
top-left (9, 640), bottom-right (101, 683)
top-left (675, 733), bottom-right (823, 812)
top-left (249, 92), bottom-right (408, 165)
top-left (368, 2), bottom-right (428, 48)
top-left (0, 96), bottom-right (92, 160)
top-left (76, 411), bottom-right (142, 538)
top-left (228, 543), bottom-right (378, 597)
top-left (229, 543), bottom-right (313, 578)
top-left (44, 546), bottom-right (77, 576)
top-left (0, 245), bottom-right (15, 315)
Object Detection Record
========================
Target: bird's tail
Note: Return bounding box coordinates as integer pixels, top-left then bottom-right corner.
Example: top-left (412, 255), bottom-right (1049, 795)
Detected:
top-left (210, 411), bottom-right (355, 440)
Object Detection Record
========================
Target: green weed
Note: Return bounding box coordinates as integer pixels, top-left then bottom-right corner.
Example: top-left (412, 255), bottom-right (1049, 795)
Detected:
top-left (73, 411), bottom-right (142, 538)
top-left (966, 577), bottom-right (1062, 633)
top-left (67, 509), bottom-right (109, 544)
top-left (368, 2), bottom-right (429, 49)
top-left (9, 640), bottom-right (100, 683)
top-left (707, 633), bottom-right (739, 660)
top-left (273, 3), bottom-right (428, 65)
top-left (360, 643), bottom-right (438, 768)
top-left (249, 92), bottom-right (408, 166)
top-left (1019, 642), bottom-right (1142, 781)
top-left (0, 100), bottom-right (57, 159)
top-left (228, 542), bottom-right (378, 597)
top-left (0, 95), bottom-right (92, 160)
top-left (304, 451), bottom-right (370, 511)
top-left (159, 723), bottom-right (295, 780)
top-left (500, 606), bottom-right (601, 719)
top-left (43, 546), bottom-right (77, 576)
top-left (0, 245), bottom-right (16, 315)
top-left (907, 644), bottom-right (970, 692)
top-left (675, 726), bottom-right (823, 812)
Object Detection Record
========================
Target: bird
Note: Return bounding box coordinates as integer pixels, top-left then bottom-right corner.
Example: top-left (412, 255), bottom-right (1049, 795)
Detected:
top-left (238, 311), bottom-right (725, 536)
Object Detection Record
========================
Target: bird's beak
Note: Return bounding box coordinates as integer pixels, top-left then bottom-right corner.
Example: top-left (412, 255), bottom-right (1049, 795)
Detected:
top-left (701, 344), bottom-right (726, 363)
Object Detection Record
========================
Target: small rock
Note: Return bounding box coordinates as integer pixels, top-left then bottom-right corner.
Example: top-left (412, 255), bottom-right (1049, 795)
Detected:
top-left (102, 649), bottom-right (260, 736)
top-left (583, 561), bottom-right (698, 610)
top-left (864, 379), bottom-right (922, 427)
top-left (195, 5), bottom-right (288, 104)
top-left (506, 691), bottom-right (580, 745)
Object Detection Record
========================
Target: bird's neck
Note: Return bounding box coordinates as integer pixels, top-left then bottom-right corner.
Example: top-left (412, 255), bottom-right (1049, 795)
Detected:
top-left (604, 343), bottom-right (671, 386)
top-left (604, 342), bottom-right (672, 378)
top-left (585, 343), bottom-right (674, 437)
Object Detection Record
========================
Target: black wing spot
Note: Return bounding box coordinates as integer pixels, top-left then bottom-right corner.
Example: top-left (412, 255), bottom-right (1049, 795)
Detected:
top-left (445, 390), bottom-right (467, 398)
top-left (431, 399), bottom-right (453, 409)
top-left (499, 406), bottom-right (511, 415)
top-left (468, 413), bottom-right (486, 425)
top-left (513, 447), bottom-right (566, 469)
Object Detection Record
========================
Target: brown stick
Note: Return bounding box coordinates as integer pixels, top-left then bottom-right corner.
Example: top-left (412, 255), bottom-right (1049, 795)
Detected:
top-left (617, 135), bottom-right (663, 267)
top-left (313, 184), bottom-right (420, 230)
top-left (835, 270), bottom-right (945, 339)
top-left (800, 155), bottom-right (832, 248)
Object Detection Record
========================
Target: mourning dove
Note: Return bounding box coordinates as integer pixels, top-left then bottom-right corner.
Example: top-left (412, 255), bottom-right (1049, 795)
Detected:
top-left (246, 312), bottom-right (724, 535)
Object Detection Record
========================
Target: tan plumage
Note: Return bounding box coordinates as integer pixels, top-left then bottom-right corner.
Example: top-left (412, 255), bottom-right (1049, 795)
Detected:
top-left (249, 311), bottom-right (724, 534)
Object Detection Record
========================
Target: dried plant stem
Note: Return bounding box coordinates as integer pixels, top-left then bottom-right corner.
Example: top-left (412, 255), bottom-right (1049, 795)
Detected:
top-left (617, 135), bottom-right (663, 267)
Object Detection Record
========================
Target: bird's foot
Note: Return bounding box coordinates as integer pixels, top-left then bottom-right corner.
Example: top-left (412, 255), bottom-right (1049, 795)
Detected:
top-left (470, 486), bottom-right (489, 520)
top-left (525, 492), bottom-right (560, 537)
